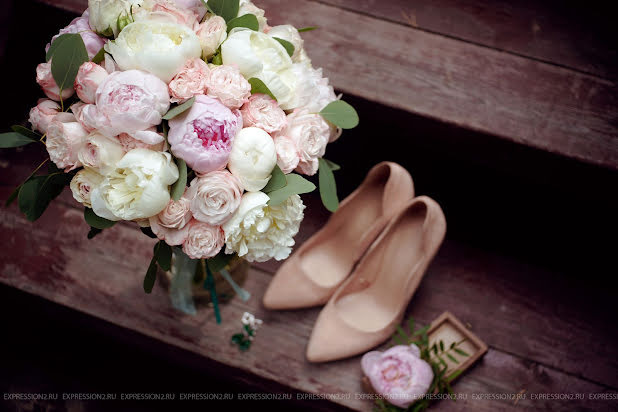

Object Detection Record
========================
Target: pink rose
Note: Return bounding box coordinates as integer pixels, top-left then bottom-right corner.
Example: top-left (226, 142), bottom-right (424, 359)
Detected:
top-left (168, 58), bottom-right (209, 103)
top-left (70, 102), bottom-right (95, 132)
top-left (182, 220), bottom-right (225, 259)
top-left (186, 171), bottom-right (242, 226)
top-left (46, 11), bottom-right (106, 60)
top-left (273, 135), bottom-right (300, 174)
top-left (29, 99), bottom-right (60, 135)
top-left (240, 94), bottom-right (287, 134)
top-left (196, 16), bottom-right (227, 58)
top-left (74, 62), bottom-right (109, 104)
top-left (206, 65), bottom-right (251, 110)
top-left (277, 109), bottom-right (330, 176)
top-left (168, 95), bottom-right (242, 174)
top-left (149, 197), bottom-right (193, 246)
top-left (36, 63), bottom-right (74, 101)
top-left (140, 0), bottom-right (200, 29)
top-left (117, 132), bottom-right (166, 152)
top-left (82, 70), bottom-right (170, 137)
top-left (171, 0), bottom-right (207, 19)
top-left (46, 113), bottom-right (88, 171)
top-left (361, 345), bottom-right (434, 409)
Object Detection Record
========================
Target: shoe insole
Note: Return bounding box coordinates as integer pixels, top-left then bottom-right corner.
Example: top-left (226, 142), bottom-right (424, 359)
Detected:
top-left (336, 204), bottom-right (427, 333)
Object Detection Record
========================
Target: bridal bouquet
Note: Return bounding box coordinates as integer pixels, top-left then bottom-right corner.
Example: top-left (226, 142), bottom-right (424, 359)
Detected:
top-left (1, 0), bottom-right (358, 317)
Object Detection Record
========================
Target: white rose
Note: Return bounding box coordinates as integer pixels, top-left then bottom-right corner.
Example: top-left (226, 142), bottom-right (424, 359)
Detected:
top-left (278, 109), bottom-right (330, 176)
top-left (186, 171), bottom-right (243, 226)
top-left (268, 25), bottom-right (303, 62)
top-left (238, 0), bottom-right (267, 31)
top-left (223, 192), bottom-right (305, 262)
top-left (106, 20), bottom-right (202, 82)
top-left (221, 29), bottom-right (299, 110)
top-left (228, 127), bottom-right (277, 192)
top-left (88, 0), bottom-right (144, 37)
top-left (91, 148), bottom-right (179, 221)
top-left (70, 168), bottom-right (104, 208)
top-left (78, 132), bottom-right (125, 175)
top-left (273, 135), bottom-right (300, 174)
top-left (196, 15), bottom-right (227, 59)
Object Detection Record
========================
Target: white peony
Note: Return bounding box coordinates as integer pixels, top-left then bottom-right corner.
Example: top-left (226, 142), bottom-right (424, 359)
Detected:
top-left (221, 29), bottom-right (299, 109)
top-left (88, 0), bottom-right (144, 37)
top-left (238, 0), bottom-right (267, 31)
top-left (70, 168), bottom-right (104, 208)
top-left (91, 149), bottom-right (179, 221)
top-left (228, 127), bottom-right (277, 192)
top-left (106, 20), bottom-right (202, 82)
top-left (268, 25), bottom-right (303, 62)
top-left (223, 192), bottom-right (305, 262)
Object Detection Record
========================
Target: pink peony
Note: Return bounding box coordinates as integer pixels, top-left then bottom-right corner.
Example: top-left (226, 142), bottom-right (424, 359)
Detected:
top-left (36, 63), bottom-right (74, 101)
top-left (361, 345), bottom-right (434, 409)
top-left (168, 95), bottom-right (242, 174)
top-left (46, 113), bottom-right (89, 171)
top-left (186, 171), bottom-right (243, 226)
top-left (143, 0), bottom-right (200, 29)
top-left (171, 0), bottom-right (207, 20)
top-left (81, 70), bottom-right (170, 137)
top-left (205, 64), bottom-right (251, 110)
top-left (74, 62), bottom-right (109, 104)
top-left (149, 196), bottom-right (193, 246)
top-left (29, 99), bottom-right (60, 135)
top-left (46, 10), bottom-right (106, 60)
top-left (182, 220), bottom-right (225, 259)
top-left (273, 135), bottom-right (300, 174)
top-left (117, 132), bottom-right (166, 152)
top-left (70, 102), bottom-right (95, 132)
top-left (240, 94), bottom-right (287, 134)
top-left (168, 58), bottom-right (210, 103)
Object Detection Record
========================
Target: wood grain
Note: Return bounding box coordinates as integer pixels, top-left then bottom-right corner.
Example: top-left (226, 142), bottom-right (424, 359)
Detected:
top-left (34, 0), bottom-right (618, 169)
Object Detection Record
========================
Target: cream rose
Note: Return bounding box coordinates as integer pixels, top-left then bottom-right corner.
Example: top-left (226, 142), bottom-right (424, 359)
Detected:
top-left (196, 15), bottom-right (227, 59)
top-left (182, 221), bottom-right (225, 259)
top-left (168, 58), bottom-right (209, 103)
top-left (278, 109), bottom-right (330, 176)
top-left (70, 168), bottom-right (104, 208)
top-left (273, 135), bottom-right (300, 174)
top-left (228, 127), bottom-right (277, 192)
top-left (46, 113), bottom-right (88, 172)
top-left (29, 99), bottom-right (60, 135)
top-left (149, 196), bottom-right (192, 246)
top-left (91, 149), bottom-right (179, 221)
top-left (205, 64), bottom-right (252, 110)
top-left (240, 94), bottom-right (287, 134)
top-left (223, 192), bottom-right (305, 262)
top-left (186, 171), bottom-right (242, 226)
top-left (88, 0), bottom-right (144, 37)
top-left (78, 132), bottom-right (125, 175)
top-left (106, 20), bottom-right (202, 82)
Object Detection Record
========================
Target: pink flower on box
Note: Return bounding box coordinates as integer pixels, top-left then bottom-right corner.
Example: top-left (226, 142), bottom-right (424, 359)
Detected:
top-left (46, 10), bottom-right (106, 60)
top-left (240, 94), bottom-right (287, 134)
top-left (74, 62), bottom-right (109, 104)
top-left (29, 99), bottom-right (60, 134)
top-left (168, 95), bottom-right (242, 174)
top-left (206, 64), bottom-right (251, 110)
top-left (36, 63), bottom-right (74, 102)
top-left (168, 58), bottom-right (210, 103)
top-left (361, 344), bottom-right (434, 409)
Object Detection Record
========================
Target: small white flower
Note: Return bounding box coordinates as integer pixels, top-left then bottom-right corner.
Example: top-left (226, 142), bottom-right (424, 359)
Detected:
top-left (228, 127), bottom-right (277, 192)
top-left (88, 0), bottom-right (144, 37)
top-left (70, 168), bottom-right (104, 208)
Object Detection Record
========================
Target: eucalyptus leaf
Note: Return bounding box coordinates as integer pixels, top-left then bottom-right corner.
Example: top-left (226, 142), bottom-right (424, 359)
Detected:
top-left (163, 97), bottom-right (195, 120)
top-left (318, 158), bottom-right (339, 212)
top-left (50, 33), bottom-right (89, 92)
top-left (248, 78), bottom-right (276, 100)
top-left (11, 125), bottom-right (41, 140)
top-left (267, 173), bottom-right (316, 206)
top-left (18, 174), bottom-right (70, 221)
top-left (84, 207), bottom-right (117, 229)
top-left (87, 227), bottom-right (103, 239)
top-left (157, 241), bottom-right (172, 272)
top-left (5, 185), bottom-right (21, 207)
top-left (171, 158), bottom-right (187, 200)
top-left (143, 257), bottom-right (158, 294)
top-left (211, 52), bottom-right (223, 65)
top-left (320, 100), bottom-right (359, 129)
top-left (262, 164), bottom-right (286, 193)
top-left (0, 132), bottom-right (37, 148)
top-left (91, 47), bottom-right (106, 64)
top-left (324, 158), bottom-right (341, 171)
top-left (141, 227), bottom-right (157, 239)
top-left (45, 34), bottom-right (73, 62)
top-left (207, 0), bottom-right (240, 22)
top-left (273, 37), bottom-right (294, 57)
top-left (226, 13), bottom-right (258, 32)
top-left (298, 26), bottom-right (317, 32)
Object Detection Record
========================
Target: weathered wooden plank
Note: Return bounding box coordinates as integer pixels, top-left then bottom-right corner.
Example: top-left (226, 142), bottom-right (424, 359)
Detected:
top-left (34, 0), bottom-right (618, 169)
top-left (321, 0), bottom-right (618, 80)
top-left (0, 188), bottom-right (615, 412)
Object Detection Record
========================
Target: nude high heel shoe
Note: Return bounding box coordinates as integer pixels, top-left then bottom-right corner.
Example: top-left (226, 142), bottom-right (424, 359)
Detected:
top-left (262, 162), bottom-right (415, 310)
top-left (305, 196), bottom-right (446, 363)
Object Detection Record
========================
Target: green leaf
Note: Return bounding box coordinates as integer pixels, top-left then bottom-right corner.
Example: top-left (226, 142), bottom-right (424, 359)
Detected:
top-left (396, 325), bottom-right (408, 343)
top-left (50, 33), bottom-right (89, 93)
top-left (84, 207), bottom-right (117, 229)
top-left (211, 52), bottom-right (223, 65)
top-left (320, 100), bottom-right (359, 129)
top-left (226, 13), bottom-right (258, 32)
top-left (324, 158), bottom-right (341, 171)
top-left (298, 26), bottom-right (317, 32)
top-left (143, 257), bottom-right (158, 294)
top-left (446, 369), bottom-right (463, 382)
top-left (46, 34), bottom-right (73, 62)
top-left (157, 241), bottom-right (172, 272)
top-left (91, 47), bottom-right (106, 64)
top-left (248, 78), bottom-right (277, 101)
top-left (318, 158), bottom-right (339, 212)
top-left (208, 0), bottom-right (240, 22)
top-left (447, 353), bottom-right (459, 364)
top-left (11, 125), bottom-right (41, 140)
top-left (18, 174), bottom-right (70, 221)
top-left (408, 318), bottom-right (416, 335)
top-left (0, 132), bottom-right (37, 148)
top-left (5, 185), bottom-right (21, 207)
top-left (207, 250), bottom-right (234, 273)
top-left (454, 348), bottom-right (470, 357)
top-left (439, 340), bottom-right (445, 352)
top-left (273, 37), bottom-right (294, 57)
top-left (262, 164), bottom-right (286, 193)
top-left (162, 97), bottom-right (195, 120)
top-left (141, 227), bottom-right (157, 239)
top-left (171, 158), bottom-right (187, 200)
top-left (267, 173), bottom-right (316, 207)
top-left (413, 325), bottom-right (430, 336)
top-left (87, 227), bottom-right (103, 239)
